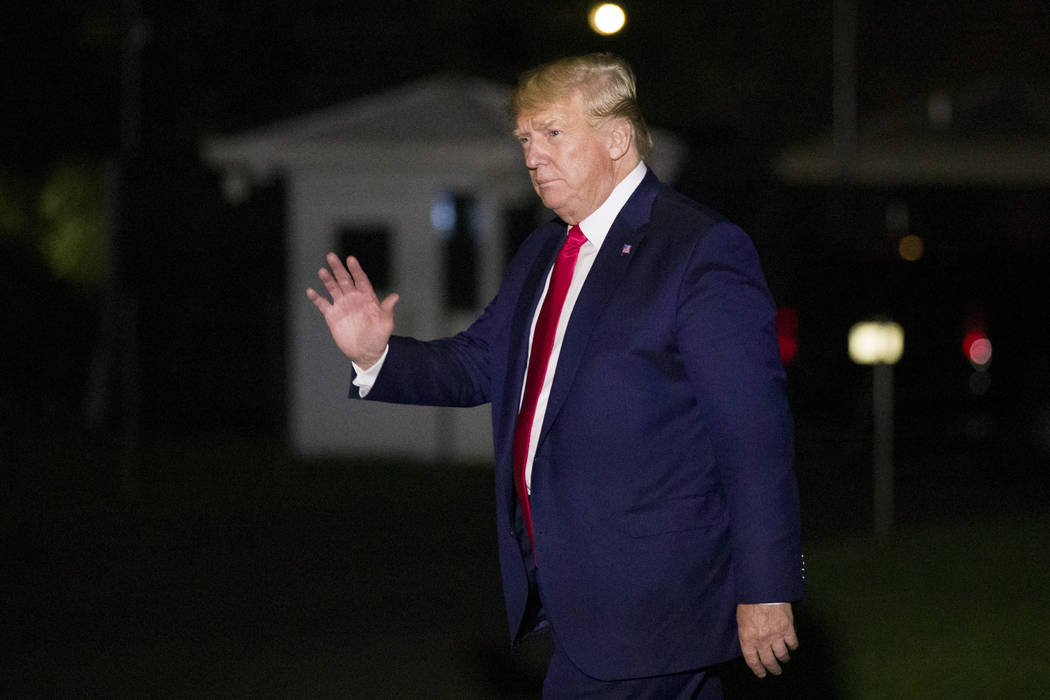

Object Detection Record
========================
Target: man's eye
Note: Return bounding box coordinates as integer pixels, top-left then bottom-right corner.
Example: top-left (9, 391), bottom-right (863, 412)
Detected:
top-left (549, 130), bottom-right (561, 137)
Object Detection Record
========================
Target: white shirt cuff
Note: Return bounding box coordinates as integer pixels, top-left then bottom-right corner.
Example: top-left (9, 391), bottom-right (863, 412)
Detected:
top-left (351, 345), bottom-right (389, 398)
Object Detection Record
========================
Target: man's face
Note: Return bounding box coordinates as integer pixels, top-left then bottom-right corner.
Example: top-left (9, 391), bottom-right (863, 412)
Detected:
top-left (514, 93), bottom-right (619, 225)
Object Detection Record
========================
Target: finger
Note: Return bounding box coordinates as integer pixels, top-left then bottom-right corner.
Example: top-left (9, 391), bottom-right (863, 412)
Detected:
top-left (344, 255), bottom-right (375, 296)
top-left (772, 638), bottom-right (792, 663)
top-left (318, 267), bottom-right (342, 299)
top-left (326, 252), bottom-right (356, 290)
top-left (757, 646), bottom-right (783, 676)
top-left (741, 647), bottom-right (766, 679)
top-left (785, 627), bottom-right (800, 652)
top-left (306, 287), bottom-right (331, 312)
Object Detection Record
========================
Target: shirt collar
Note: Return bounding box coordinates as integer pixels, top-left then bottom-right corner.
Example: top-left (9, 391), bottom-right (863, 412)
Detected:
top-left (576, 161), bottom-right (648, 248)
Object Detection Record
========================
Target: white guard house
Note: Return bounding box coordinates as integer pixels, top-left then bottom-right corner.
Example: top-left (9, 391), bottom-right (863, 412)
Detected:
top-left (203, 75), bottom-right (684, 462)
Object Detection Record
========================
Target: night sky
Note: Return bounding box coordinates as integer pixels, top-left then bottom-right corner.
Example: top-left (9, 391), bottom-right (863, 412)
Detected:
top-left (6, 1), bottom-right (1050, 170)
top-left (4, 1), bottom-right (1050, 444)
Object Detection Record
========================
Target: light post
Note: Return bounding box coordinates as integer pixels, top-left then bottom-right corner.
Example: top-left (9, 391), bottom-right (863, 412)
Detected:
top-left (848, 320), bottom-right (904, 536)
top-left (109, 0), bottom-right (150, 501)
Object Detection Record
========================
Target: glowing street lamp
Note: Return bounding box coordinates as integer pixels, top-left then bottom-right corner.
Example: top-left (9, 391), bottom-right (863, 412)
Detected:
top-left (589, 4), bottom-right (626, 35)
top-left (848, 320), bottom-right (904, 365)
top-left (849, 320), bottom-right (904, 536)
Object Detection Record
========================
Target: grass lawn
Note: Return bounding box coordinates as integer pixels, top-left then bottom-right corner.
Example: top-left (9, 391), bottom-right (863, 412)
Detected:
top-left (5, 435), bottom-right (1048, 697)
top-left (804, 514), bottom-right (1050, 699)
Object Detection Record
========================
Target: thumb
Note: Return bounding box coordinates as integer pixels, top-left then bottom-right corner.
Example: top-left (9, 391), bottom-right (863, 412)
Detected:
top-left (380, 293), bottom-right (400, 314)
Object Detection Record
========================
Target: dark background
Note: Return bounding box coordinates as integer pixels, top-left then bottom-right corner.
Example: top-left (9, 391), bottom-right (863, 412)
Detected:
top-left (4, 0), bottom-right (1049, 443)
top-left (3, 1), bottom-right (1050, 696)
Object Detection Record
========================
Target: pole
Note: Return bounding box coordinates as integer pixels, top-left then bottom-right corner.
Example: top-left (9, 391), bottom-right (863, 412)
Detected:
top-left (833, 0), bottom-right (858, 177)
top-left (872, 361), bottom-right (894, 535)
top-left (115, 0), bottom-right (149, 500)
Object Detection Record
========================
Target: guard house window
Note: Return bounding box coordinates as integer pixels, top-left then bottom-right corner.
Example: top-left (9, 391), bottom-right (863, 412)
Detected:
top-left (336, 225), bottom-right (391, 293)
top-left (432, 193), bottom-right (478, 310)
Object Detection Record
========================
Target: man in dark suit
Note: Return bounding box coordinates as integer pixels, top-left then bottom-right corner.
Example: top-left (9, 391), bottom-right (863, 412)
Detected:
top-left (307, 53), bottom-right (803, 698)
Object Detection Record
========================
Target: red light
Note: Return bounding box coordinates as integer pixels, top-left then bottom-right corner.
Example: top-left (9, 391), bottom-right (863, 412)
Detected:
top-left (777, 308), bottom-right (798, 365)
top-left (963, 330), bottom-right (992, 366)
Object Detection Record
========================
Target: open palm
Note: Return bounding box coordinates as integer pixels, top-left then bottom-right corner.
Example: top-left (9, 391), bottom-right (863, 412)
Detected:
top-left (306, 253), bottom-right (399, 369)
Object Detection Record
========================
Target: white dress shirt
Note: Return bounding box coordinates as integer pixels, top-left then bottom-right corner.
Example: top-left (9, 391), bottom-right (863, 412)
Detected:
top-left (354, 161), bottom-right (649, 494)
top-left (516, 161), bottom-right (647, 491)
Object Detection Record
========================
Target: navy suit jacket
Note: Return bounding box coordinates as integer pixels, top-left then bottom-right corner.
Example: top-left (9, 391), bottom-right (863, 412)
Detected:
top-left (356, 170), bottom-right (803, 680)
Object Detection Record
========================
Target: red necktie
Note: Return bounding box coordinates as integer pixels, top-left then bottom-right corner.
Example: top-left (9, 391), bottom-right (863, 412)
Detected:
top-left (512, 224), bottom-right (587, 554)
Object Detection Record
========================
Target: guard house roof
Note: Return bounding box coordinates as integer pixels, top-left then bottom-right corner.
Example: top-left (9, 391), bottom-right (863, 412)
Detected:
top-left (202, 73), bottom-right (684, 185)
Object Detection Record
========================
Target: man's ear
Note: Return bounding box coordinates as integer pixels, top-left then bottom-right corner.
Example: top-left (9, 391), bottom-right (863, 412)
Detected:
top-left (606, 119), bottom-right (634, 160)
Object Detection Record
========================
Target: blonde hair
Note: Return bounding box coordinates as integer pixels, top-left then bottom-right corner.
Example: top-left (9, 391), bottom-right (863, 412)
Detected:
top-left (510, 53), bottom-right (653, 159)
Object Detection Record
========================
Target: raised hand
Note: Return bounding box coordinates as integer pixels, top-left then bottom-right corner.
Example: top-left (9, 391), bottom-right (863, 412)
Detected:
top-left (306, 253), bottom-right (399, 369)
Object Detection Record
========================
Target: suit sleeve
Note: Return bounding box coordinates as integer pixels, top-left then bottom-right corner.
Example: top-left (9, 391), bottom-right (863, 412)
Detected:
top-left (351, 288), bottom-right (505, 408)
top-left (675, 222), bottom-right (803, 603)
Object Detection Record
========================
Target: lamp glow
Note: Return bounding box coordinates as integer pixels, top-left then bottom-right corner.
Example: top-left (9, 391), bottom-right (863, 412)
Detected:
top-left (589, 4), bottom-right (626, 35)
top-left (848, 321), bottom-right (904, 365)
top-left (898, 234), bottom-right (924, 262)
top-left (849, 318), bottom-right (904, 536)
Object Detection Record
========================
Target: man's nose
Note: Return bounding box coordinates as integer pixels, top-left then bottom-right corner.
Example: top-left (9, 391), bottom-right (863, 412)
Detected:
top-left (524, 142), bottom-right (547, 169)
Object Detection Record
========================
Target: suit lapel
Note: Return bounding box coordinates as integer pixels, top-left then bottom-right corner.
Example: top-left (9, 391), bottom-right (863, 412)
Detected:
top-left (537, 171), bottom-right (661, 444)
